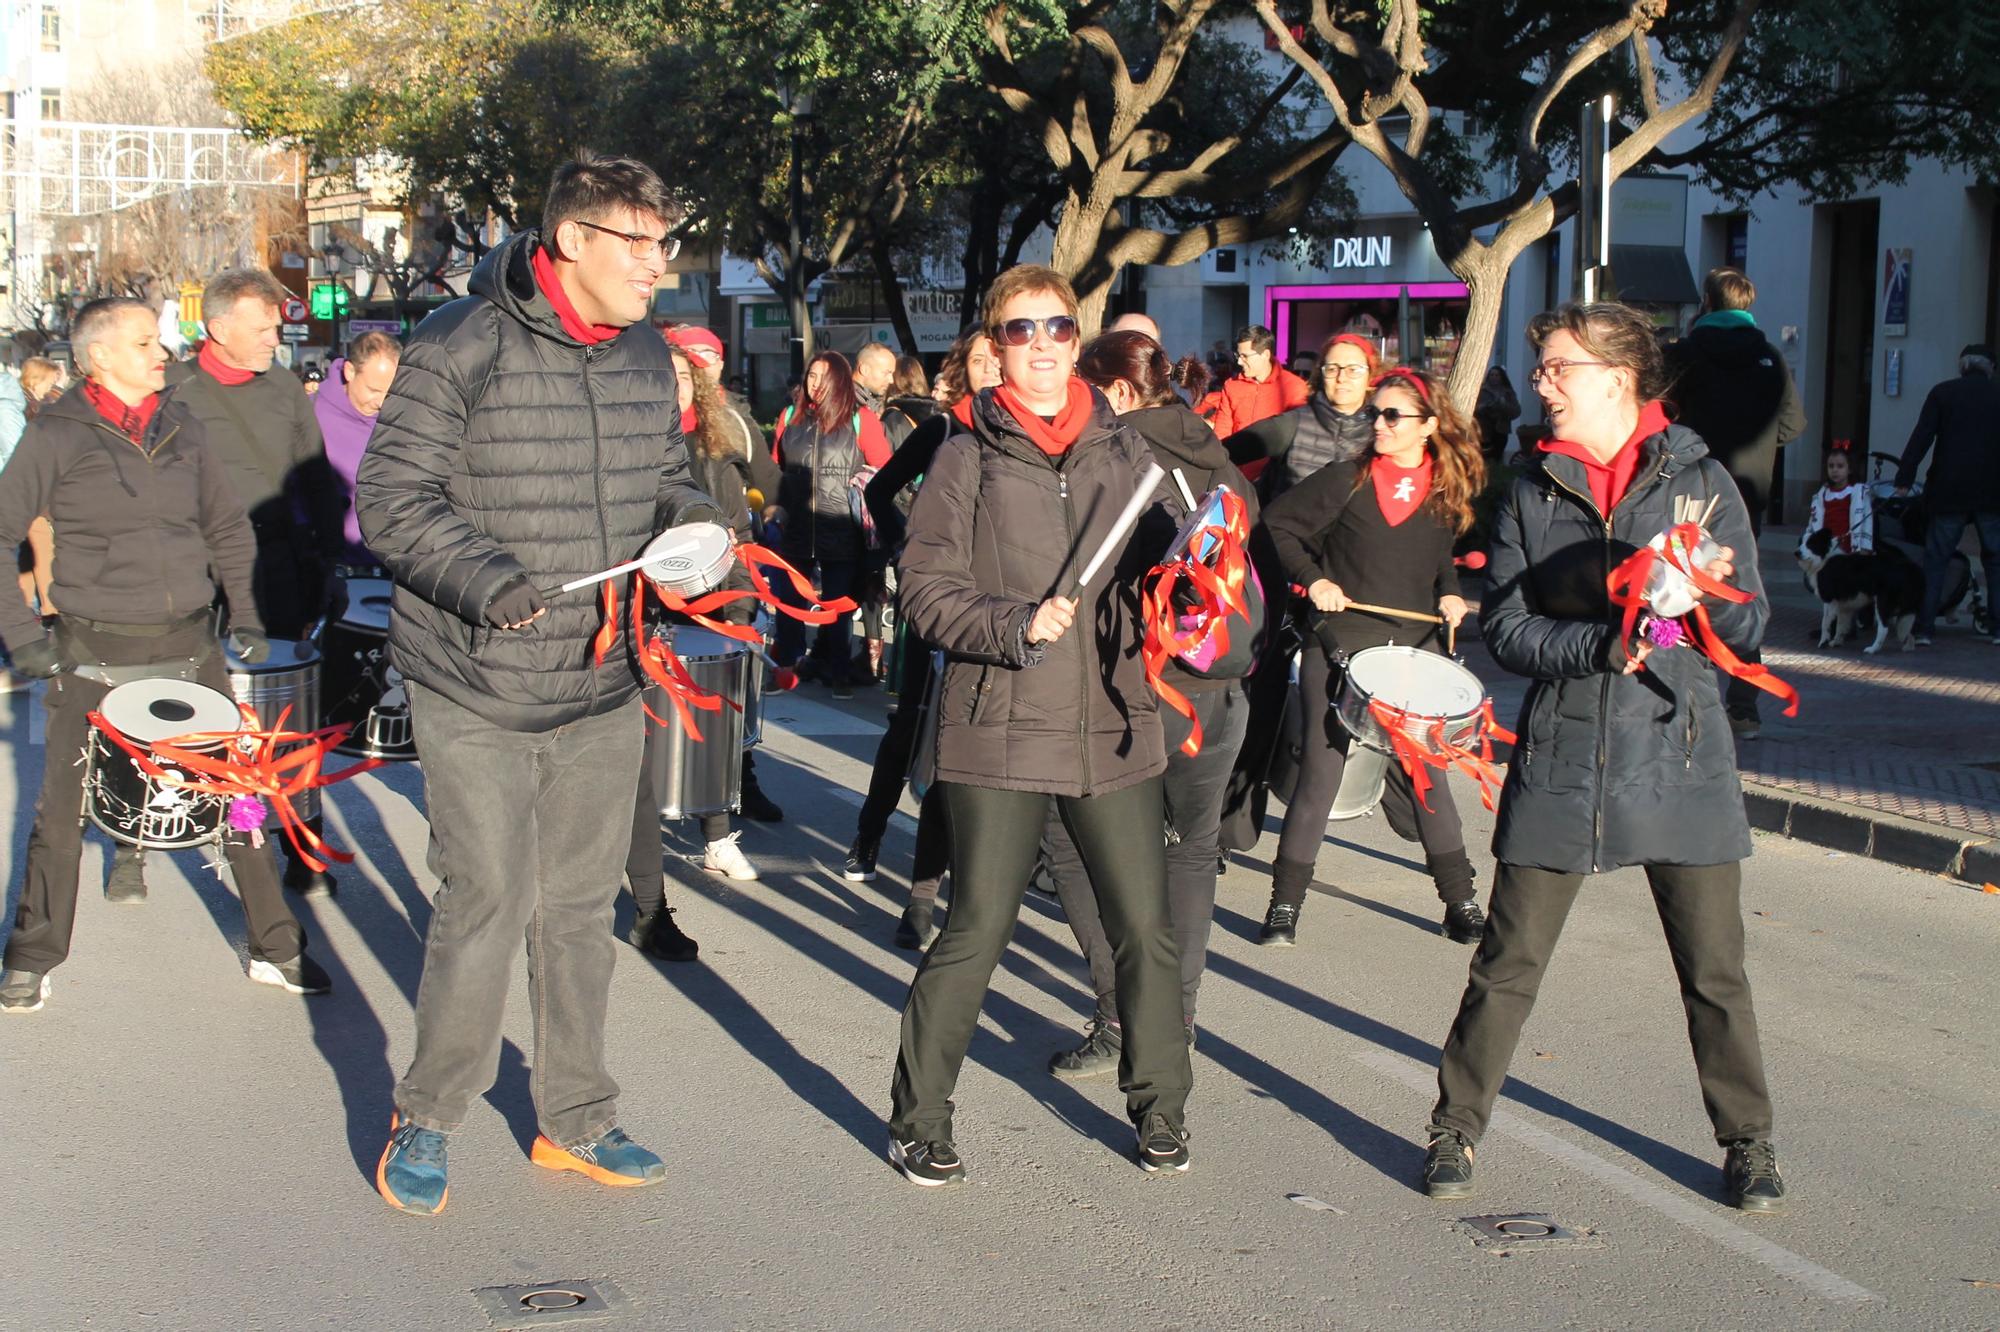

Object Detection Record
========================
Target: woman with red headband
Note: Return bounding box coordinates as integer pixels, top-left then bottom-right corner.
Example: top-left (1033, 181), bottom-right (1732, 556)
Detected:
top-left (1225, 332), bottom-right (1381, 495)
top-left (1257, 365), bottom-right (1488, 947)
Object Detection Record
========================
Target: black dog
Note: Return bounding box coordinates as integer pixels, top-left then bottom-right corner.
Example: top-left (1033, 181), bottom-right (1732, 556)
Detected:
top-left (1797, 530), bottom-right (1926, 653)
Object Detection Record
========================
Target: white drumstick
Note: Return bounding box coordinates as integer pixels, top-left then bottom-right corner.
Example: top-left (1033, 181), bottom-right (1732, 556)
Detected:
top-left (544, 541), bottom-right (699, 597)
top-left (1073, 461), bottom-right (1166, 592)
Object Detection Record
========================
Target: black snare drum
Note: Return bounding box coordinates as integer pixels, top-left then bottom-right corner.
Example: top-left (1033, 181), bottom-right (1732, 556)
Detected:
top-left (322, 577), bottom-right (417, 761)
top-left (84, 679), bottom-right (241, 849)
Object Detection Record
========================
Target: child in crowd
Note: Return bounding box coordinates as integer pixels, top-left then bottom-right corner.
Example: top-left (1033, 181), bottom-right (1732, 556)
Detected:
top-left (1797, 439), bottom-right (1872, 558)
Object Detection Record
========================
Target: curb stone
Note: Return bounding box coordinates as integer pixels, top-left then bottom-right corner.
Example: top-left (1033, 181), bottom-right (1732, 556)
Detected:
top-left (1744, 782), bottom-right (1997, 884)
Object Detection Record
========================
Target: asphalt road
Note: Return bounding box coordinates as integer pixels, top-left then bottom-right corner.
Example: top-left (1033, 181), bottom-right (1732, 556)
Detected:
top-left (2, 683), bottom-right (1996, 1331)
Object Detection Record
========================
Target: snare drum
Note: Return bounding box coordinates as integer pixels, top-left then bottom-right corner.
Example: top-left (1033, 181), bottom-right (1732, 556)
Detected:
top-left (640, 522), bottom-right (735, 600)
top-left (322, 578), bottom-right (417, 761)
top-left (84, 680), bottom-right (241, 849)
top-left (224, 636), bottom-right (323, 825)
top-left (644, 626), bottom-right (750, 819)
top-left (1334, 645), bottom-right (1487, 758)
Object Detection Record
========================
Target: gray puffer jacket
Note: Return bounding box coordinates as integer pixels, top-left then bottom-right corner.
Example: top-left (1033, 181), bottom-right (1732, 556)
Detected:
top-left (355, 231), bottom-right (719, 732)
top-left (899, 386), bottom-right (1170, 798)
top-left (1485, 422), bottom-right (1767, 874)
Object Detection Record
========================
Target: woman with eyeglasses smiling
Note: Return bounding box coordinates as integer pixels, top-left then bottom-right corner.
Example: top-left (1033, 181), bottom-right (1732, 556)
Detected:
top-left (1223, 332), bottom-right (1380, 496)
top-left (886, 265), bottom-right (1193, 1185)
top-left (1257, 366), bottom-right (1487, 948)
top-left (1421, 301), bottom-right (1785, 1216)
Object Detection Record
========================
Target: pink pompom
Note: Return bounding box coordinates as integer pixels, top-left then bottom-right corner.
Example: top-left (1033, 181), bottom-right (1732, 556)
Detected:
top-left (227, 796), bottom-right (268, 833)
top-left (1645, 615), bottom-right (1686, 650)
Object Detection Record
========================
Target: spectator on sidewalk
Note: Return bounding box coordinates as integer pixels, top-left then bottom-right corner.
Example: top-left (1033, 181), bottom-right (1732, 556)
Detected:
top-left (1895, 343), bottom-right (2000, 646)
top-left (1665, 267), bottom-right (1806, 737)
top-left (1797, 440), bottom-right (1873, 559)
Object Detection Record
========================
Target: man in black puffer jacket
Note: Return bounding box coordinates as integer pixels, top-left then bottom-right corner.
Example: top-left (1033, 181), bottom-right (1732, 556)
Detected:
top-left (356, 154), bottom-right (718, 1217)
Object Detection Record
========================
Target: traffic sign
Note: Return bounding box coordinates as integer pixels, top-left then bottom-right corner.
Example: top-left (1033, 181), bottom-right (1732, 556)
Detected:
top-left (281, 323), bottom-right (310, 342)
top-left (282, 296), bottom-right (307, 323)
top-left (347, 318), bottom-right (404, 336)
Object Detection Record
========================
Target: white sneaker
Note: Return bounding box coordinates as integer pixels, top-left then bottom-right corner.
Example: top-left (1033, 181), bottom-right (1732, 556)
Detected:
top-left (704, 832), bottom-right (759, 881)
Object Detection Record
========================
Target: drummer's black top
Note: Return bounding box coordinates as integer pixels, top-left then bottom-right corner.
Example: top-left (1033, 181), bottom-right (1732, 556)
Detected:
top-left (1263, 458), bottom-right (1460, 658)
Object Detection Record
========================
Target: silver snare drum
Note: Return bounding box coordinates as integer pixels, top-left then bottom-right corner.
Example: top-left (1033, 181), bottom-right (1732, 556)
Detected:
top-left (225, 636), bottom-right (322, 826)
top-left (84, 679), bottom-right (241, 849)
top-left (645, 626), bottom-right (750, 819)
top-left (1333, 645), bottom-right (1486, 757)
top-left (739, 615), bottom-right (772, 750)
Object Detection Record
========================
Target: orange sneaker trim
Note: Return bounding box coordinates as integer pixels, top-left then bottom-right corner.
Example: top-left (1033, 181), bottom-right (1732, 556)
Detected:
top-left (376, 1113), bottom-right (448, 1215)
top-left (529, 1133), bottom-right (653, 1187)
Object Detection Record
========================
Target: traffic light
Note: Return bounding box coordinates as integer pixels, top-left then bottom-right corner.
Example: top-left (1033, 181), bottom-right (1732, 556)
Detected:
top-left (309, 281), bottom-right (351, 320)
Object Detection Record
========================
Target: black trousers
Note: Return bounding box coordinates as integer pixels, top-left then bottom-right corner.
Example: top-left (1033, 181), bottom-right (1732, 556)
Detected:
top-left (1432, 860), bottom-right (1774, 1146)
top-left (625, 755), bottom-right (731, 917)
top-left (3, 619), bottom-right (303, 974)
top-left (853, 641), bottom-right (950, 900)
top-left (1274, 648), bottom-right (1467, 900)
top-left (1045, 685), bottom-right (1248, 1023)
top-left (889, 777), bottom-right (1191, 1142)
top-left (772, 556), bottom-right (859, 685)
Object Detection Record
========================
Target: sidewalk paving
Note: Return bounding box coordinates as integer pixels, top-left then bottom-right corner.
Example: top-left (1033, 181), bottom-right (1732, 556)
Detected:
top-left (1462, 526), bottom-right (2000, 884)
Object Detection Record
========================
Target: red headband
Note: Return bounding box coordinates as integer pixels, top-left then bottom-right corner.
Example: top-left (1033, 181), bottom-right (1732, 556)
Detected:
top-left (1327, 333), bottom-right (1380, 373)
top-left (1829, 438), bottom-right (1853, 452)
top-left (1372, 365), bottom-right (1433, 406)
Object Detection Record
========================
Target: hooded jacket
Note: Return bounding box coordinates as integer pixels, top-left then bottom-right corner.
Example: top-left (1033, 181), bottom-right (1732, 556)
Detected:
top-left (898, 385), bottom-right (1171, 797)
top-left (1198, 365), bottom-right (1311, 439)
top-left (311, 357), bottom-right (376, 559)
top-left (1663, 315), bottom-right (1805, 508)
top-left (0, 383), bottom-right (260, 650)
top-left (354, 230), bottom-right (720, 732)
top-left (1483, 421), bottom-right (1766, 874)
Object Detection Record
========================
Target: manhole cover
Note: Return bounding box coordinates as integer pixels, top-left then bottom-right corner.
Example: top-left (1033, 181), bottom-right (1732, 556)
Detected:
top-left (471, 1277), bottom-right (631, 1328)
top-left (1458, 1212), bottom-right (1603, 1254)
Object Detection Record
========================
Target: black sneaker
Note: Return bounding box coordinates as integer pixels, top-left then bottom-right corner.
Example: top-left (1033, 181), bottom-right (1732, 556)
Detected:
top-left (844, 838), bottom-right (879, 883)
top-left (739, 784), bottom-right (785, 823)
top-left (1258, 900), bottom-right (1302, 947)
top-left (830, 679), bottom-right (856, 701)
top-left (1136, 1113), bottom-right (1191, 1173)
top-left (1442, 900), bottom-right (1486, 945)
top-left (1723, 1139), bottom-right (1787, 1213)
top-left (893, 902), bottom-right (936, 950)
top-left (888, 1136), bottom-right (966, 1186)
top-left (247, 952), bottom-right (333, 995)
top-left (1423, 1128), bottom-right (1476, 1199)
top-left (628, 908), bottom-right (699, 962)
top-left (105, 849), bottom-right (148, 904)
top-left (0, 968), bottom-right (50, 1013)
top-left (1049, 1015), bottom-right (1122, 1080)
top-left (284, 859), bottom-right (338, 899)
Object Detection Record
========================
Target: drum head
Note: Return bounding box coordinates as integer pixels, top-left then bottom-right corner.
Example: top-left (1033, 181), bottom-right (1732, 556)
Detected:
top-left (100, 679), bottom-right (241, 743)
top-left (225, 635), bottom-right (320, 673)
top-left (669, 625), bottom-right (750, 662)
top-left (641, 523), bottom-right (733, 595)
top-left (340, 578), bottom-right (395, 633)
top-left (1344, 646), bottom-right (1482, 718)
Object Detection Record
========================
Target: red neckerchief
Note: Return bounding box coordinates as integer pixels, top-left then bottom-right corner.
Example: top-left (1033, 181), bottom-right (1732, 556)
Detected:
top-left (681, 405), bottom-right (699, 435)
top-left (950, 395), bottom-right (976, 428)
top-left (994, 378), bottom-right (1093, 456)
top-left (1539, 400), bottom-right (1670, 516)
top-left (529, 244), bottom-right (622, 346)
top-left (1370, 453), bottom-right (1434, 527)
top-left (197, 340), bottom-right (256, 388)
top-left (82, 380), bottom-right (160, 446)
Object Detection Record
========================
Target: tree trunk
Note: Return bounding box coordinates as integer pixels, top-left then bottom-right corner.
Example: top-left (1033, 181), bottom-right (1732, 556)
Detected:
top-left (870, 233), bottom-right (920, 356)
top-left (1446, 253), bottom-right (1505, 414)
top-left (1049, 195), bottom-right (1117, 338)
top-left (785, 264), bottom-right (814, 379)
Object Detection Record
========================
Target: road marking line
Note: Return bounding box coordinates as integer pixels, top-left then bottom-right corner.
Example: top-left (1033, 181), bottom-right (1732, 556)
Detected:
top-left (1356, 1049), bottom-right (1880, 1304)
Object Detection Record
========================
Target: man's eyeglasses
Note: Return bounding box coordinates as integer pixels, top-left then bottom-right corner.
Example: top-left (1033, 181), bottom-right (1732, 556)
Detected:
top-left (1321, 363), bottom-right (1371, 380)
top-left (575, 219), bottom-right (681, 262)
top-left (1367, 406), bottom-right (1432, 428)
top-left (995, 315), bottom-right (1079, 347)
top-left (1527, 358), bottom-right (1610, 389)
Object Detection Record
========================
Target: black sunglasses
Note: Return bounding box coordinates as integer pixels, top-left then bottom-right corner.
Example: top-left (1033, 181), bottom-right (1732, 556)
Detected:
top-left (994, 316), bottom-right (1080, 347)
top-left (1367, 405), bottom-right (1433, 427)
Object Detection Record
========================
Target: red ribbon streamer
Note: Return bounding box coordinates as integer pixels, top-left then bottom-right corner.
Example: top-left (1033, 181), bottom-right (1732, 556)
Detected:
top-left (1368, 696), bottom-right (1514, 813)
top-left (1605, 520), bottom-right (1798, 717)
top-left (1140, 491), bottom-right (1253, 757)
top-left (86, 703), bottom-right (385, 872)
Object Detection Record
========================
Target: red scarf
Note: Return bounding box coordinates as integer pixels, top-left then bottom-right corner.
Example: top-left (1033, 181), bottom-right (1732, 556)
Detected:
top-left (681, 405), bottom-right (699, 436)
top-left (1539, 400), bottom-right (1670, 516)
top-left (994, 378), bottom-right (1093, 456)
top-left (529, 244), bottom-right (622, 346)
top-left (950, 395), bottom-right (977, 429)
top-left (197, 340), bottom-right (256, 388)
top-left (82, 380), bottom-right (160, 445)
top-left (1371, 454), bottom-right (1434, 527)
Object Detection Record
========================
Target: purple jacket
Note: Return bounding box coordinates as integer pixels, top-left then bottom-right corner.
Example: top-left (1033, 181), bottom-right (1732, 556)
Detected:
top-left (312, 358), bottom-right (375, 559)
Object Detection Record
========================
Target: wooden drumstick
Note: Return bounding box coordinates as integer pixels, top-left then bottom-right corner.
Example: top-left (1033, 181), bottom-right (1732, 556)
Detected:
top-left (1341, 600), bottom-right (1445, 625)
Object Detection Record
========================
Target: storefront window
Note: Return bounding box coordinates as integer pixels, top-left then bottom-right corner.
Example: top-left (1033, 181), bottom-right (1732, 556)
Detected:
top-left (1268, 282), bottom-right (1471, 377)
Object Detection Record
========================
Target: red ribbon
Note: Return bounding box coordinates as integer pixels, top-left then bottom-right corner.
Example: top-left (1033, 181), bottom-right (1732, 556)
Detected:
top-left (1140, 491), bottom-right (1253, 757)
top-left (86, 703), bottom-right (386, 872)
top-left (1368, 696), bottom-right (1514, 813)
top-left (1605, 521), bottom-right (1798, 717)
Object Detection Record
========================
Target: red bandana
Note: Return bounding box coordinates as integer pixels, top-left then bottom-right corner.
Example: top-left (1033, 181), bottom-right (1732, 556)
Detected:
top-left (1371, 454), bottom-right (1434, 527)
top-left (197, 340), bottom-right (256, 387)
top-left (82, 380), bottom-right (160, 446)
top-left (681, 405), bottom-right (699, 436)
top-left (1539, 400), bottom-right (1671, 516)
top-left (530, 244), bottom-right (622, 346)
top-left (994, 378), bottom-right (1093, 456)
top-left (951, 395), bottom-right (977, 428)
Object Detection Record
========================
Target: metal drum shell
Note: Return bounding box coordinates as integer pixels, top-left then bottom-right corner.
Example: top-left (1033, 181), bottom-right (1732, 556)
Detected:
top-left (84, 679), bottom-right (240, 849)
top-left (1333, 645), bottom-right (1487, 757)
top-left (321, 601), bottom-right (418, 762)
top-left (646, 628), bottom-right (750, 819)
top-left (224, 637), bottom-right (322, 825)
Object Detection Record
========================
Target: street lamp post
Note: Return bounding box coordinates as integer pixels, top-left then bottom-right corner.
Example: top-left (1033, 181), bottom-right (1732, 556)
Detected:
top-left (782, 81), bottom-right (815, 382)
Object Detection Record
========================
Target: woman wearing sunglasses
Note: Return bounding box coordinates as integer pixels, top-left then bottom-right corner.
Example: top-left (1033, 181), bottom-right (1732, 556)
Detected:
top-left (1258, 366), bottom-right (1487, 948)
top-left (1423, 302), bottom-right (1784, 1214)
top-left (1224, 332), bottom-right (1381, 496)
top-left (887, 266), bottom-right (1192, 1185)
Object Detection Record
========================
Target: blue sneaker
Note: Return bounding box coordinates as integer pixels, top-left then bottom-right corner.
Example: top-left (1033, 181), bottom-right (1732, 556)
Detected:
top-left (376, 1114), bottom-right (449, 1215)
top-left (530, 1127), bottom-right (667, 1187)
